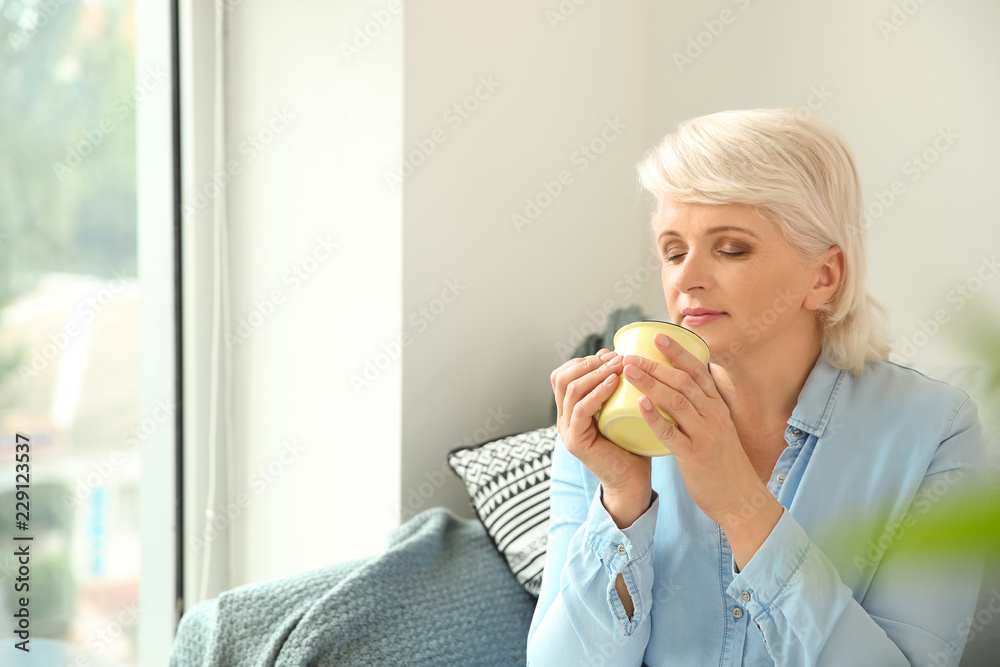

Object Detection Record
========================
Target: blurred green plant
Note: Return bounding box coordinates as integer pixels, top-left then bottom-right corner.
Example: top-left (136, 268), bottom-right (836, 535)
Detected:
top-left (811, 301), bottom-right (1000, 578)
top-left (835, 303), bottom-right (1000, 563)
top-left (0, 0), bottom-right (137, 304)
top-left (951, 305), bottom-right (1000, 398)
top-left (902, 303), bottom-right (1000, 558)
top-left (0, 0), bottom-right (139, 397)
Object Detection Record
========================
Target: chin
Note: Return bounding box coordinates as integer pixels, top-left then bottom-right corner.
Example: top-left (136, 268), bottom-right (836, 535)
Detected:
top-left (686, 327), bottom-right (734, 364)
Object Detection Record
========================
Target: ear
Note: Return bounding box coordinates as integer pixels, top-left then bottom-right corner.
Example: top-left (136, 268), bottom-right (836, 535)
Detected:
top-left (803, 246), bottom-right (844, 311)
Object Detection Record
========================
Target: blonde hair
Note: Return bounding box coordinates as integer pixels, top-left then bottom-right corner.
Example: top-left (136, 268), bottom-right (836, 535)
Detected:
top-left (636, 108), bottom-right (890, 375)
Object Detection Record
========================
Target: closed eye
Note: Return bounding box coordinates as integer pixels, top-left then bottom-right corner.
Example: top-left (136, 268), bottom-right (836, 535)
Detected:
top-left (664, 250), bottom-right (746, 262)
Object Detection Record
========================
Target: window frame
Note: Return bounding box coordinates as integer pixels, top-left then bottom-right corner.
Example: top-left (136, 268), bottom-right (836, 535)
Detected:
top-left (135, 0), bottom-right (183, 664)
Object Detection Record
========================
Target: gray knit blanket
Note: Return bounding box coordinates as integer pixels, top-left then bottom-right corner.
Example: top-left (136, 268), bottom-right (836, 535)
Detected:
top-left (169, 507), bottom-right (537, 666)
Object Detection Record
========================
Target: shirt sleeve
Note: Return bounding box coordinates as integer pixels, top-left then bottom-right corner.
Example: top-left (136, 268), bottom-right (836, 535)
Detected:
top-left (725, 396), bottom-right (988, 666)
top-left (526, 430), bottom-right (660, 666)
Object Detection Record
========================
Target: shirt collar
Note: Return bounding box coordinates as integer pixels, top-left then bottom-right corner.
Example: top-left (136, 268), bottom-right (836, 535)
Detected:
top-left (787, 354), bottom-right (847, 437)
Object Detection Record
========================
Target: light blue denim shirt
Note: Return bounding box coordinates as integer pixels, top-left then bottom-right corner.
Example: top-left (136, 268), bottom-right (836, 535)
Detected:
top-left (527, 356), bottom-right (988, 666)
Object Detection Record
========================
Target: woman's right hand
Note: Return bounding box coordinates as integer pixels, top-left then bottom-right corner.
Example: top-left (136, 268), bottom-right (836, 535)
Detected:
top-left (551, 349), bottom-right (653, 528)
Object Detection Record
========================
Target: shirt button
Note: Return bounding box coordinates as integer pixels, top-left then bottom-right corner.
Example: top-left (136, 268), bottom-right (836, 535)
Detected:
top-left (777, 473), bottom-right (786, 484)
top-left (617, 544), bottom-right (627, 556)
top-left (741, 591), bottom-right (751, 602)
top-left (791, 428), bottom-right (803, 437)
top-left (733, 606), bottom-right (744, 620)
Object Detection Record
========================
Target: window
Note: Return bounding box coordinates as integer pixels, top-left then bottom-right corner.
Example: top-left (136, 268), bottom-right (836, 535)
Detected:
top-left (0, 1), bottom-right (162, 662)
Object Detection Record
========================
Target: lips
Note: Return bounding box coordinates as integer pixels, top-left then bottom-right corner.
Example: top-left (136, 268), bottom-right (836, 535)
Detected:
top-left (681, 308), bottom-right (725, 327)
top-left (681, 308), bottom-right (723, 317)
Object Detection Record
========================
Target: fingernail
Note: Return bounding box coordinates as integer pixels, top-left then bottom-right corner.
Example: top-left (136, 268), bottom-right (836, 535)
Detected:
top-left (655, 333), bottom-right (670, 346)
top-left (624, 365), bottom-right (641, 380)
top-left (600, 351), bottom-right (615, 361)
top-left (639, 395), bottom-right (653, 411)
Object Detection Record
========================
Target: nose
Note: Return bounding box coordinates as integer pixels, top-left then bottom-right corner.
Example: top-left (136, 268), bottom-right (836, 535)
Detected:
top-left (670, 249), bottom-right (713, 294)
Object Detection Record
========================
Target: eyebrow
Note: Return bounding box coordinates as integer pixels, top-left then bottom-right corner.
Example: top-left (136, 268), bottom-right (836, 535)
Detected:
top-left (657, 226), bottom-right (761, 241)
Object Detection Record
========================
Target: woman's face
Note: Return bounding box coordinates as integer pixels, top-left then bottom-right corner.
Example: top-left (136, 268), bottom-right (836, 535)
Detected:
top-left (652, 198), bottom-right (826, 365)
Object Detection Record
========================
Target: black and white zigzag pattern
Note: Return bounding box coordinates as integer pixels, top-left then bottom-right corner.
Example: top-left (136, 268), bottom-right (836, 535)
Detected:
top-left (448, 425), bottom-right (557, 597)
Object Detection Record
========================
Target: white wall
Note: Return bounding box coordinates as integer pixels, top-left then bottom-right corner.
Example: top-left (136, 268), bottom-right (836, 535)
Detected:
top-left (400, 0), bottom-right (655, 522)
top-left (216, 0), bottom-right (1000, 587)
top-left (223, 1), bottom-right (402, 586)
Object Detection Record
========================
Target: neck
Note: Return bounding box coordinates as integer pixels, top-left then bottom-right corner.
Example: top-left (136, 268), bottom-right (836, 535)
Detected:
top-left (709, 323), bottom-right (822, 442)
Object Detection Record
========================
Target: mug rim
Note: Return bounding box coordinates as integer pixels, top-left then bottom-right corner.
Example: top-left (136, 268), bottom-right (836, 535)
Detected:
top-left (612, 320), bottom-right (710, 358)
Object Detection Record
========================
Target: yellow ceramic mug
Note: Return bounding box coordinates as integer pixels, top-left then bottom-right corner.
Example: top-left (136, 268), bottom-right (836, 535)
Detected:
top-left (595, 321), bottom-right (710, 456)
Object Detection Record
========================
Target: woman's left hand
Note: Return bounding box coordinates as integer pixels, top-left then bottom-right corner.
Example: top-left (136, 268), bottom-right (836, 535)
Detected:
top-left (620, 332), bottom-right (783, 563)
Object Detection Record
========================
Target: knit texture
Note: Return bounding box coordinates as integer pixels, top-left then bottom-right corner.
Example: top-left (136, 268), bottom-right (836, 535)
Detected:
top-left (170, 507), bottom-right (537, 666)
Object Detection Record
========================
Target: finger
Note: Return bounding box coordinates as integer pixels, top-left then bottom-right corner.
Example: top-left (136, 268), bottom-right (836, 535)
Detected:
top-left (566, 371), bottom-right (649, 489)
top-left (561, 355), bottom-right (623, 423)
top-left (636, 393), bottom-right (692, 456)
top-left (653, 333), bottom-right (718, 398)
top-left (621, 358), bottom-right (714, 417)
top-left (621, 361), bottom-right (710, 424)
top-left (637, 332), bottom-right (719, 400)
top-left (551, 350), bottom-right (618, 420)
top-left (550, 349), bottom-right (611, 397)
top-left (566, 369), bottom-right (620, 442)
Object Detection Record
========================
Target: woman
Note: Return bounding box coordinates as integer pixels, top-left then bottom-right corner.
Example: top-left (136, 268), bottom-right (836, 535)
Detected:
top-left (527, 108), bottom-right (987, 666)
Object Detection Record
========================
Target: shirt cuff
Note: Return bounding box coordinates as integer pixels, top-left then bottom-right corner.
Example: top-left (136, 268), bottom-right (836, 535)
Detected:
top-left (583, 485), bottom-right (660, 634)
top-left (584, 485), bottom-right (659, 565)
top-left (725, 507), bottom-right (811, 621)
